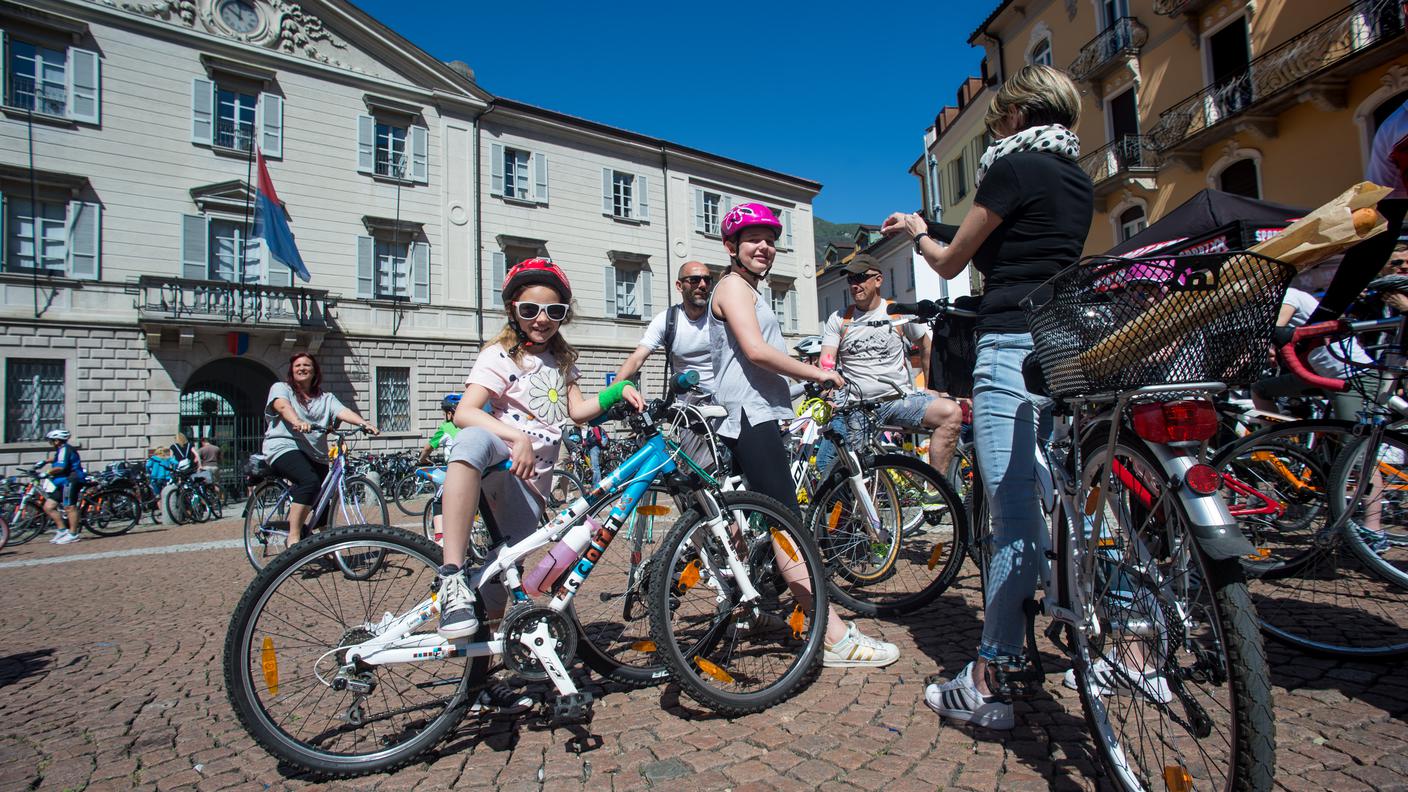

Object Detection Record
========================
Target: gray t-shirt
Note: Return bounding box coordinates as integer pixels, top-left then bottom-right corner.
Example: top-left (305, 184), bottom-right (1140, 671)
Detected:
top-left (262, 382), bottom-right (348, 464)
top-left (638, 306), bottom-right (715, 395)
top-left (821, 301), bottom-right (929, 401)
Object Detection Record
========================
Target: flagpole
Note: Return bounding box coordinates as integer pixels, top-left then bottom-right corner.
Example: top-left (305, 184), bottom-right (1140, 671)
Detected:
top-left (242, 140), bottom-right (256, 281)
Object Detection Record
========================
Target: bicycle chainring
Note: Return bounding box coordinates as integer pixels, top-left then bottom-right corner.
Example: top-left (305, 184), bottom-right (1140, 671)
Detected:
top-left (500, 604), bottom-right (577, 682)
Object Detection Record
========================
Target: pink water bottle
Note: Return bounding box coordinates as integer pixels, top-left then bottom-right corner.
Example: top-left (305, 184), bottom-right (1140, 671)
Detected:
top-left (525, 517), bottom-right (599, 596)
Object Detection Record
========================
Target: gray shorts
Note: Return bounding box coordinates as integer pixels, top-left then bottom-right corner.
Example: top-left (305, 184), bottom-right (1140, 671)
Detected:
top-left (872, 391), bottom-right (938, 430)
top-left (447, 428), bottom-right (544, 548)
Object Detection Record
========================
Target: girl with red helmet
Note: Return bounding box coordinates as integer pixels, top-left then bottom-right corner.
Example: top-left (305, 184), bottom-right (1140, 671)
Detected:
top-left (436, 259), bottom-right (644, 653)
top-left (711, 203), bottom-right (901, 668)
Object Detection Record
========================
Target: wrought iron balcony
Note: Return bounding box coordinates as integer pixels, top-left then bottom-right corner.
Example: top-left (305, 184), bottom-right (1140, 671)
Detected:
top-left (133, 275), bottom-right (332, 328)
top-left (1147, 0), bottom-right (1407, 157)
top-left (6, 75), bottom-right (67, 117)
top-left (215, 119), bottom-right (255, 152)
top-left (1153, 0), bottom-right (1215, 17)
top-left (1069, 18), bottom-right (1148, 85)
top-left (1078, 135), bottom-right (1161, 195)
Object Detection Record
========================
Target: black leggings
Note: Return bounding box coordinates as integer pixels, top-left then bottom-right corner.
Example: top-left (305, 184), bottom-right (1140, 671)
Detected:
top-left (270, 452), bottom-right (328, 506)
top-left (722, 415), bottom-right (801, 519)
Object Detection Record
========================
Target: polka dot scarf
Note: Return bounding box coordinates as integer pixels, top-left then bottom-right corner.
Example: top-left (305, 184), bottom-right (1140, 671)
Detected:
top-left (975, 124), bottom-right (1081, 186)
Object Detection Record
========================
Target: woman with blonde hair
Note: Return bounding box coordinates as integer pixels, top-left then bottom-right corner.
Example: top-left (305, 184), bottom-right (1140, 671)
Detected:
top-left (881, 64), bottom-right (1093, 728)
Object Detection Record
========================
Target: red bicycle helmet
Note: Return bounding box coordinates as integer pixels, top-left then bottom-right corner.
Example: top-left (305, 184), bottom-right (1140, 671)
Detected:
top-left (502, 258), bottom-right (572, 302)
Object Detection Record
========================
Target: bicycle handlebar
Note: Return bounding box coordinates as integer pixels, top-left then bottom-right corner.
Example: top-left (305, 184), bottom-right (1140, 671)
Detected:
top-left (1275, 316), bottom-right (1403, 393)
top-left (887, 299), bottom-right (978, 321)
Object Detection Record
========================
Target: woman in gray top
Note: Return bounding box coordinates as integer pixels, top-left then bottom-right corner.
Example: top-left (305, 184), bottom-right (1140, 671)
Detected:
top-left (263, 352), bottom-right (378, 543)
top-left (711, 202), bottom-right (898, 669)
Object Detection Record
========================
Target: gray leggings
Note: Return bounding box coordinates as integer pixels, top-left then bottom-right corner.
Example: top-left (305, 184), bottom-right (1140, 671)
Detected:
top-left (448, 427), bottom-right (547, 612)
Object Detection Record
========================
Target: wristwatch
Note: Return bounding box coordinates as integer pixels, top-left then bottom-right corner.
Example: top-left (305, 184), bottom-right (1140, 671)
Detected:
top-left (913, 232), bottom-right (930, 254)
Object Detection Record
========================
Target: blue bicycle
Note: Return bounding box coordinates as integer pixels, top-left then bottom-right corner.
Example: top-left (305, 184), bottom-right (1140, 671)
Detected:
top-left (222, 374), bottom-right (829, 778)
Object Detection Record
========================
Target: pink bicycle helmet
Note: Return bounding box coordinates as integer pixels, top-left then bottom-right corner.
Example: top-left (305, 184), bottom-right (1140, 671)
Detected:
top-left (721, 202), bottom-right (783, 240)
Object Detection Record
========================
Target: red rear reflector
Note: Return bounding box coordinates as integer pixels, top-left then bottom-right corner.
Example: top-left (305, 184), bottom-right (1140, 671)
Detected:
top-left (1184, 464), bottom-right (1221, 495)
top-left (1131, 400), bottom-right (1218, 445)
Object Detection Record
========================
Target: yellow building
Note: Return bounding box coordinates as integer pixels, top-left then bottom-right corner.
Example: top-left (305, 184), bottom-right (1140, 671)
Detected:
top-left (949, 0), bottom-right (1408, 254)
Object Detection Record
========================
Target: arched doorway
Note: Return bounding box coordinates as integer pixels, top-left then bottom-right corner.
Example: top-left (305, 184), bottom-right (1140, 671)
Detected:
top-left (180, 358), bottom-right (277, 493)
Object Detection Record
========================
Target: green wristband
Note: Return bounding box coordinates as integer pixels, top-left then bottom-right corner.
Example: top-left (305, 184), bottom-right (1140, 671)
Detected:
top-left (598, 379), bottom-right (630, 411)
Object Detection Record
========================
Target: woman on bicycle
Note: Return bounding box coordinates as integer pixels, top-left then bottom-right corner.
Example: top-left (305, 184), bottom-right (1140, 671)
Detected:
top-left (436, 259), bottom-right (644, 640)
top-left (262, 352), bottom-right (378, 544)
top-left (882, 64), bottom-right (1092, 728)
top-left (711, 202), bottom-right (900, 668)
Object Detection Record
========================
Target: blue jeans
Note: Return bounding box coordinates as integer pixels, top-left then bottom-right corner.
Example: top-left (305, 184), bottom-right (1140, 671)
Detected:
top-left (972, 333), bottom-right (1051, 660)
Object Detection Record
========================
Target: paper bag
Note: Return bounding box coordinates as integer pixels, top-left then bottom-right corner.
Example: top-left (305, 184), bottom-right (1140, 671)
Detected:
top-left (1248, 181), bottom-right (1392, 271)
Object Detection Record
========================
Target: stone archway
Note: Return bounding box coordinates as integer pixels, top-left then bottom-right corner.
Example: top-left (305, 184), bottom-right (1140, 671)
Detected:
top-left (179, 357), bottom-right (277, 493)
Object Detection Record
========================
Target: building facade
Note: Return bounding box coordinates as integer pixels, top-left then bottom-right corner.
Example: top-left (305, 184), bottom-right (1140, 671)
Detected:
top-left (0, 0), bottom-right (820, 481)
top-left (962, 0), bottom-right (1408, 254)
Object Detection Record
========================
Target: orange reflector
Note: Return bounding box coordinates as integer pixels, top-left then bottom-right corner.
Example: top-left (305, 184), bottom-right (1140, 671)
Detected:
top-left (675, 559), bottom-right (701, 593)
top-left (327, 445), bottom-right (339, 460)
top-left (771, 528), bottom-right (798, 562)
top-left (638, 505), bottom-right (670, 517)
top-left (1097, 537), bottom-right (1117, 549)
top-left (1250, 547), bottom-right (1271, 560)
top-left (695, 657), bottom-right (734, 684)
top-left (1084, 486), bottom-right (1101, 515)
top-left (927, 543), bottom-right (945, 570)
top-left (1163, 765), bottom-right (1193, 792)
top-left (826, 502), bottom-right (844, 533)
top-left (261, 636), bottom-right (279, 697)
top-left (630, 640), bottom-right (656, 653)
top-left (788, 605), bottom-right (806, 639)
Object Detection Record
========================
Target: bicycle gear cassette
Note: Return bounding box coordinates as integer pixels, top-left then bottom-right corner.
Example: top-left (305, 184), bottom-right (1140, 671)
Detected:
top-left (500, 604), bottom-right (577, 682)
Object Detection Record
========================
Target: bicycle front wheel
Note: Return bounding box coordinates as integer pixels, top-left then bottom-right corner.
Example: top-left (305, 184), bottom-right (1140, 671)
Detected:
top-left (1064, 433), bottom-right (1274, 792)
top-left (328, 476), bottom-right (389, 579)
top-left (808, 454), bottom-right (965, 616)
top-left (164, 485), bottom-right (188, 525)
top-left (223, 524), bottom-right (483, 778)
top-left (648, 491), bottom-right (826, 716)
top-left (244, 482), bottom-right (292, 571)
top-left (88, 489), bottom-right (140, 536)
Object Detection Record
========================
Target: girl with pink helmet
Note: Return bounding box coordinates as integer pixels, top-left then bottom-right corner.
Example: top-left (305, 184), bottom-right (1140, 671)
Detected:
top-left (709, 202), bottom-right (902, 668)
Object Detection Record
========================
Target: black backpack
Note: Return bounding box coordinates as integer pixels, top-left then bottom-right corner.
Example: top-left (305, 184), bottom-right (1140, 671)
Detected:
top-left (928, 295), bottom-right (980, 399)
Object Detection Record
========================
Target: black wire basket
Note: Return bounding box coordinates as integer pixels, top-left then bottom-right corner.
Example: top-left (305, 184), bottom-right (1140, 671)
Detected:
top-left (1022, 252), bottom-right (1295, 398)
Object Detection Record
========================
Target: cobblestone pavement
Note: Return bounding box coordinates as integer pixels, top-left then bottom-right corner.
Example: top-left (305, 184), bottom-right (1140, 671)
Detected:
top-left (1, 516), bottom-right (1406, 792)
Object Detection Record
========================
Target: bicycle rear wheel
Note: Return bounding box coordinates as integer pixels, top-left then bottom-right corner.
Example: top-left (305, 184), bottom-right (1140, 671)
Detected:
top-left (87, 489), bottom-right (140, 536)
top-left (1065, 434), bottom-right (1274, 792)
top-left (244, 482), bottom-right (292, 571)
top-left (164, 485), bottom-right (189, 525)
top-left (223, 524), bottom-right (483, 778)
top-left (392, 472), bottom-right (436, 517)
top-left (6, 501), bottom-right (47, 545)
top-left (327, 476), bottom-right (389, 579)
top-left (648, 491), bottom-right (825, 715)
top-left (809, 454), bottom-right (965, 616)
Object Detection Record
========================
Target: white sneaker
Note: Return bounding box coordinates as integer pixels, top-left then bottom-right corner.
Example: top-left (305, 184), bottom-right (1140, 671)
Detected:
top-left (1063, 658), bottom-right (1173, 704)
top-left (924, 661), bottom-right (1014, 730)
top-left (55, 531), bottom-right (81, 545)
top-left (823, 621), bottom-right (900, 668)
top-left (49, 530), bottom-right (65, 544)
top-left (436, 565), bottom-right (479, 639)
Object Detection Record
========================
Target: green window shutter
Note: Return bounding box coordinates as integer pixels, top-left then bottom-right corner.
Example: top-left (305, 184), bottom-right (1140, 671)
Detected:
top-left (602, 168), bottom-right (613, 215)
top-left (180, 214), bottom-right (208, 279)
top-left (191, 77), bottom-right (214, 144)
top-left (356, 235), bottom-right (374, 298)
top-left (603, 267), bottom-right (616, 316)
top-left (694, 187), bottom-right (705, 232)
top-left (67, 47), bottom-right (99, 124)
top-left (356, 114), bottom-right (375, 174)
top-left (410, 125), bottom-right (429, 183)
top-left (259, 93), bottom-right (282, 158)
top-left (490, 142), bottom-right (504, 196)
top-left (640, 268), bottom-right (652, 316)
top-left (66, 201), bottom-right (100, 279)
top-left (411, 241), bottom-right (430, 303)
top-left (533, 152), bottom-right (549, 203)
top-left (491, 251), bottom-right (505, 307)
top-left (637, 175), bottom-right (650, 222)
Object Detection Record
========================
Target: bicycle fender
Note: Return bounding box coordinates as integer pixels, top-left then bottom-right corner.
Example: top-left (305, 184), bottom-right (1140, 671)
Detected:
top-left (1144, 443), bottom-right (1256, 560)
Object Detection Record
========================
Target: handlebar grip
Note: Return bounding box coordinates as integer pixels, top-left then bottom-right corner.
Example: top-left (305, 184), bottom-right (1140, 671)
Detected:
top-left (671, 369), bottom-right (700, 394)
top-left (1276, 321), bottom-right (1349, 393)
top-left (887, 300), bottom-right (938, 319)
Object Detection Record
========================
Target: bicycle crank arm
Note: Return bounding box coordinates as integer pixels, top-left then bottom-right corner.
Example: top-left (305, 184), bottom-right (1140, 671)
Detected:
top-left (519, 620), bottom-right (579, 697)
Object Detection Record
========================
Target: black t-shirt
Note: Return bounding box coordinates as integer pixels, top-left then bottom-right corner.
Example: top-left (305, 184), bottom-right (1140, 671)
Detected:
top-left (970, 152), bottom-right (1093, 336)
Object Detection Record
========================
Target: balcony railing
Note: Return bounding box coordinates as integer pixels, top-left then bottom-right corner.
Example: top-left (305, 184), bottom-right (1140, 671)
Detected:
top-left (374, 152), bottom-right (409, 179)
top-left (1153, 0), bottom-right (1215, 16)
top-left (1069, 18), bottom-right (1148, 83)
top-left (1078, 135), bottom-right (1161, 189)
top-left (1148, 0), bottom-right (1406, 152)
top-left (7, 74), bottom-right (66, 116)
top-left (215, 119), bottom-right (255, 152)
top-left (133, 275), bottom-right (332, 328)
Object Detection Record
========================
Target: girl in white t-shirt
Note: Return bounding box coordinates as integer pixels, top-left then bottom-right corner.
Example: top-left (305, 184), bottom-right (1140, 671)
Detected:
top-left (437, 259), bottom-right (643, 644)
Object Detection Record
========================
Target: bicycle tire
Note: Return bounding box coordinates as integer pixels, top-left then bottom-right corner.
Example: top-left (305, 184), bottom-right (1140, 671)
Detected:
top-left (392, 473), bottom-right (434, 517)
top-left (164, 485), bottom-right (188, 525)
top-left (244, 482), bottom-right (292, 571)
top-left (1211, 432), bottom-right (1335, 579)
top-left (1215, 420), bottom-right (1408, 658)
top-left (1065, 432), bottom-right (1274, 792)
top-left (548, 468), bottom-right (585, 509)
top-left (223, 524), bottom-right (484, 778)
top-left (325, 476), bottom-right (389, 580)
top-left (570, 483), bottom-right (674, 689)
top-left (7, 501), bottom-right (47, 545)
top-left (87, 489), bottom-right (140, 536)
top-left (1329, 430), bottom-right (1408, 590)
top-left (808, 454), bottom-right (966, 617)
top-left (0, 514), bottom-right (9, 552)
top-left (648, 490), bottom-right (825, 716)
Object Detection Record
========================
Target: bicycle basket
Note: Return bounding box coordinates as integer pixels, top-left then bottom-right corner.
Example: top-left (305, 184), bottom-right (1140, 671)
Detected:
top-left (1023, 252), bottom-right (1294, 398)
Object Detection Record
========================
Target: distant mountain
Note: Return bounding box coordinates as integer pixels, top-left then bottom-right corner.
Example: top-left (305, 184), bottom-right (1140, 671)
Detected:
top-left (813, 218), bottom-right (860, 266)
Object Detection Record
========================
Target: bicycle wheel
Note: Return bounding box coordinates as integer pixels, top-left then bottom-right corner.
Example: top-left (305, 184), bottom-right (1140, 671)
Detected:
top-left (393, 473), bottom-right (436, 517)
top-left (6, 501), bottom-right (47, 545)
top-left (1217, 420), bottom-right (1408, 657)
top-left (164, 485), bottom-right (189, 525)
top-left (0, 514), bottom-right (9, 552)
top-left (570, 483), bottom-right (674, 688)
top-left (808, 454), bottom-right (965, 616)
top-left (223, 524), bottom-right (484, 778)
top-left (1064, 433), bottom-right (1274, 792)
top-left (648, 491), bottom-right (826, 715)
top-left (548, 468), bottom-right (585, 509)
top-left (327, 477), bottom-right (389, 579)
top-left (186, 490), bottom-right (212, 523)
top-left (1212, 435), bottom-right (1332, 579)
top-left (88, 489), bottom-right (140, 536)
top-left (244, 482), bottom-right (292, 571)
top-left (1330, 430), bottom-right (1408, 588)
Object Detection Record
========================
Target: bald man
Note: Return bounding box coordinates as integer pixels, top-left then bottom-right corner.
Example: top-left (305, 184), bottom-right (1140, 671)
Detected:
top-left (615, 260), bottom-right (717, 397)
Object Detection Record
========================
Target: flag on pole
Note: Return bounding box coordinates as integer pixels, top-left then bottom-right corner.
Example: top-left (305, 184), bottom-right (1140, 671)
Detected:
top-left (252, 148), bottom-right (310, 282)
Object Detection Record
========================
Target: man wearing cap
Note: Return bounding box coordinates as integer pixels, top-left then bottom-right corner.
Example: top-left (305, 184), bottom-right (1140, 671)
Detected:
top-left (817, 254), bottom-right (962, 476)
top-left (615, 260), bottom-right (716, 397)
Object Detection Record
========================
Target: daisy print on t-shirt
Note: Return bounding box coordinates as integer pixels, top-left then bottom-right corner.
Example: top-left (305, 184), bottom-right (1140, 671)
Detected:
top-left (525, 367), bottom-right (570, 426)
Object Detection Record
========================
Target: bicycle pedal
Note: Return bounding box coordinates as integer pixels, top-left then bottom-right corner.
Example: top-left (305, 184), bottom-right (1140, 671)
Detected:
top-left (550, 691), bottom-right (593, 725)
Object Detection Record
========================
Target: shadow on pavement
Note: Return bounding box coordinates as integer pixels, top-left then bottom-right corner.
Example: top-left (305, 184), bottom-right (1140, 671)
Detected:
top-left (0, 649), bottom-right (55, 688)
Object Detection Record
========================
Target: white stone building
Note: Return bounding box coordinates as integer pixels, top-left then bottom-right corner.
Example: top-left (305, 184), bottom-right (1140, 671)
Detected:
top-left (0, 0), bottom-right (820, 483)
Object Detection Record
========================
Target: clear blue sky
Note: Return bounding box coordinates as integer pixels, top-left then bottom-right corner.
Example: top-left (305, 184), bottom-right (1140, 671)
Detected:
top-left (353, 0), bottom-right (996, 225)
